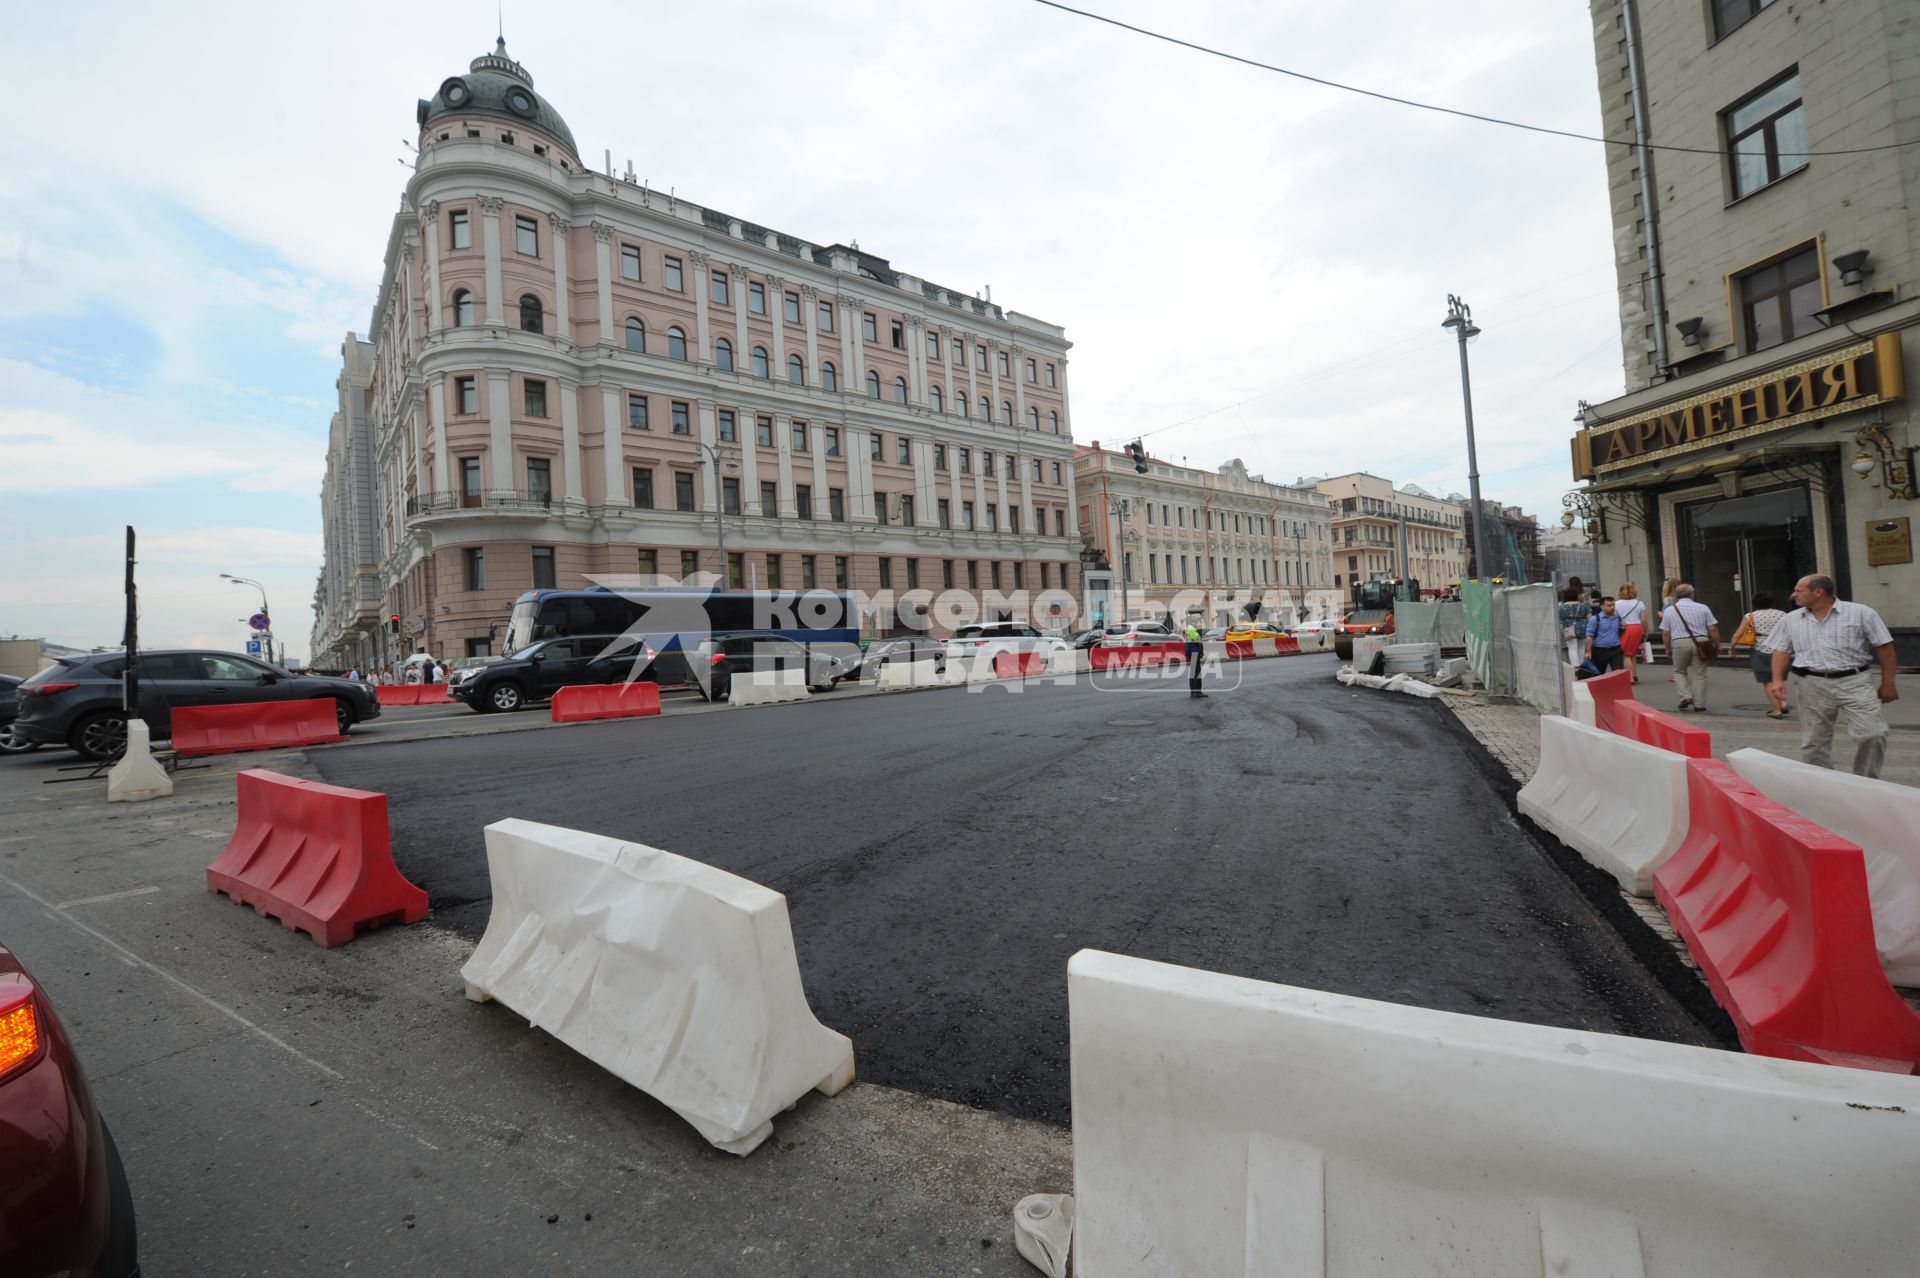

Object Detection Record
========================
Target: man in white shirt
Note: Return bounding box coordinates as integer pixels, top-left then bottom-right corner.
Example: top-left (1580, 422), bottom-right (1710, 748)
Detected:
top-left (1657, 584), bottom-right (1719, 713)
top-left (1767, 573), bottom-right (1898, 778)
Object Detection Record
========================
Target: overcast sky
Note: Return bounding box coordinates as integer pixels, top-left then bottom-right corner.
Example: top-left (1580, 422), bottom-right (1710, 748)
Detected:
top-left (0, 0), bottom-right (1624, 657)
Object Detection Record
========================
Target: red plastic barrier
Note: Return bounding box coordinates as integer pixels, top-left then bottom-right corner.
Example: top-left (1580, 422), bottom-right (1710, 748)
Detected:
top-left (1225, 640), bottom-right (1255, 660)
top-left (415, 684), bottom-right (453, 704)
top-left (1586, 669), bottom-right (1636, 734)
top-left (206, 769), bottom-right (428, 948)
top-left (376, 685), bottom-right (419, 706)
top-left (172, 699), bottom-right (346, 757)
top-left (1274, 635), bottom-right (1301, 655)
top-left (550, 681), bottom-right (663, 723)
top-left (1090, 642), bottom-right (1187, 671)
top-left (992, 651), bottom-right (1045, 679)
top-left (1615, 700), bottom-right (1712, 758)
top-left (1654, 759), bottom-right (1920, 1073)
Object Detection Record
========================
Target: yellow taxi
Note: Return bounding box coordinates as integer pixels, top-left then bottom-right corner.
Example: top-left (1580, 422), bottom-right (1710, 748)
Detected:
top-left (1224, 621), bottom-right (1289, 643)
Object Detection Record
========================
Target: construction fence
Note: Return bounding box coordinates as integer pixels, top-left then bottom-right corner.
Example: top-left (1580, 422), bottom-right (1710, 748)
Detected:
top-left (1460, 582), bottom-right (1564, 714)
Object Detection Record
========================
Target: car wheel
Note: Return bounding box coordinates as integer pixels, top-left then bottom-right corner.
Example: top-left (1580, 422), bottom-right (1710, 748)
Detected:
top-left (487, 681), bottom-right (525, 713)
top-left (0, 727), bottom-right (38, 754)
top-left (333, 699), bottom-right (357, 734)
top-left (98, 1121), bottom-right (139, 1278)
top-left (70, 711), bottom-right (129, 763)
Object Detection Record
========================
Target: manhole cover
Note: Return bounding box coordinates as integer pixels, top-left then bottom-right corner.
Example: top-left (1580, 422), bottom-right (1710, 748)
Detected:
top-left (1106, 719), bottom-right (1153, 727)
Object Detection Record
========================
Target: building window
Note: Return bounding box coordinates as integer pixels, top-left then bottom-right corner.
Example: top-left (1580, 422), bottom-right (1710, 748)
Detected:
top-left (726, 552), bottom-right (743, 589)
top-left (638, 548), bottom-right (657, 576)
top-left (967, 560), bottom-right (980, 588)
top-left (824, 426), bottom-right (840, 456)
top-left (515, 216), bottom-right (538, 256)
top-left (979, 397), bottom-right (991, 422)
top-left (943, 560), bottom-right (955, 589)
top-left (1052, 462), bottom-right (1062, 484)
top-left (757, 416), bottom-right (774, 448)
top-left (987, 504), bottom-right (999, 531)
top-left (671, 400), bottom-right (690, 434)
top-left (627, 394), bottom-right (649, 429)
top-left (633, 467), bottom-right (654, 508)
top-left (524, 378), bottom-right (547, 417)
top-left (984, 451), bottom-right (995, 476)
top-left (715, 337), bottom-right (734, 371)
top-left (958, 392), bottom-right (970, 418)
top-left (991, 562), bottom-right (1002, 590)
top-left (751, 280), bottom-right (769, 314)
top-left (1009, 506), bottom-right (1021, 534)
top-left (819, 301), bottom-right (834, 332)
top-left (625, 317), bottom-right (645, 353)
top-left (682, 549), bottom-right (700, 580)
top-left (897, 436), bottom-right (911, 464)
top-left (1025, 407), bottom-right (1038, 431)
top-left (959, 448), bottom-right (972, 474)
top-left (461, 456), bottom-right (482, 503)
top-left (531, 546), bottom-right (556, 589)
top-left (975, 346), bottom-right (987, 371)
top-left (930, 386), bottom-right (944, 413)
top-left (752, 346), bottom-right (770, 378)
top-left (452, 289), bottom-right (475, 327)
top-left (879, 557), bottom-right (894, 589)
top-left (465, 546), bottom-right (485, 589)
top-left (1727, 71), bottom-right (1807, 199)
top-left (456, 376), bottom-right (477, 414)
top-left (894, 377), bottom-right (908, 404)
top-left (449, 208), bottom-right (470, 249)
top-left (1026, 357), bottom-right (1037, 382)
top-left (783, 291), bottom-right (800, 323)
top-left (621, 243), bottom-right (641, 280)
top-left (792, 421), bottom-right (809, 452)
top-left (1001, 401), bottom-right (1013, 425)
top-left (1046, 363), bottom-right (1056, 387)
top-left (765, 554), bottom-right (784, 590)
top-left (935, 444), bottom-right (948, 470)
top-left (711, 271), bottom-right (730, 306)
top-left (927, 331), bottom-right (940, 360)
top-left (829, 488), bottom-right (845, 521)
top-left (863, 312), bottom-right (878, 342)
top-left (761, 481), bottom-right (779, 516)
top-left (953, 337), bottom-right (965, 363)
top-left (719, 409), bottom-right (737, 442)
top-left (963, 501), bottom-right (976, 530)
top-left (664, 256), bottom-right (684, 292)
top-left (788, 353), bottom-right (805, 385)
top-left (890, 320), bottom-right (904, 349)
top-left (1049, 410), bottom-right (1060, 434)
top-left (1032, 458), bottom-right (1042, 481)
top-left (674, 472), bottom-right (696, 511)
top-left (722, 476), bottom-right (741, 515)
top-left (668, 327), bottom-right (688, 361)
top-left (1041, 563), bottom-right (1051, 588)
top-left (876, 490), bottom-right (889, 523)
top-left (938, 498), bottom-right (952, 528)
top-left (900, 496), bottom-right (916, 527)
top-left (1714, 0), bottom-right (1777, 39)
top-left (866, 371), bottom-right (882, 399)
top-left (871, 434), bottom-right (884, 461)
top-left (1054, 509), bottom-right (1065, 536)
top-left (822, 361), bottom-right (838, 392)
top-left (802, 555), bottom-right (817, 589)
top-left (997, 351), bottom-right (1010, 376)
top-left (1738, 244), bottom-right (1822, 352)
top-left (906, 559), bottom-right (920, 588)
top-left (518, 294), bottom-right (543, 333)
top-left (834, 556), bottom-right (849, 589)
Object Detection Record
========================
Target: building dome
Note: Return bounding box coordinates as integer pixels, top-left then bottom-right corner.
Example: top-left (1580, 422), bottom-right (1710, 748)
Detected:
top-left (417, 39), bottom-right (579, 160)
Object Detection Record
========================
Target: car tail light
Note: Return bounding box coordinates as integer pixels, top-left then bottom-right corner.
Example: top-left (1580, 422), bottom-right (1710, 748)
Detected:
top-left (0, 981), bottom-right (41, 1082)
top-left (19, 682), bottom-right (77, 697)
top-left (709, 653), bottom-right (727, 665)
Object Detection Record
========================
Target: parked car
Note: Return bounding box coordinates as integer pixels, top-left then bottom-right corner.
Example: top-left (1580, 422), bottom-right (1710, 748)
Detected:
top-left (692, 632), bottom-right (850, 701)
top-left (1202, 628), bottom-right (1228, 642)
top-left (0, 674), bottom-right (35, 754)
top-left (0, 941), bottom-right (139, 1277)
top-left (12, 651), bottom-right (380, 762)
top-left (1224, 621), bottom-right (1286, 643)
top-left (1070, 628), bottom-right (1106, 650)
top-left (944, 622), bottom-right (1069, 668)
top-left (450, 635), bottom-right (640, 713)
top-left (1096, 620), bottom-right (1178, 646)
top-left (1289, 618), bottom-right (1340, 638)
top-left (856, 636), bottom-right (949, 678)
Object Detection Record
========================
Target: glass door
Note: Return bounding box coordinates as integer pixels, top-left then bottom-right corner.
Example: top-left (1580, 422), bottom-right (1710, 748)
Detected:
top-left (1677, 484), bottom-right (1815, 627)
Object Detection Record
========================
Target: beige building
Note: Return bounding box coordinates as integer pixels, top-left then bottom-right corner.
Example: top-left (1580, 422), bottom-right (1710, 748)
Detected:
top-left (1075, 444), bottom-right (1337, 626)
top-left (1571, 0), bottom-right (1919, 659)
top-left (313, 40), bottom-right (1081, 667)
top-left (1314, 473), bottom-right (1469, 594)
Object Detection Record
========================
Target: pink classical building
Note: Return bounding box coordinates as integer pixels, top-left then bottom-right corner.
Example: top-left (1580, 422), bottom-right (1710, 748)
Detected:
top-left (312, 40), bottom-right (1080, 667)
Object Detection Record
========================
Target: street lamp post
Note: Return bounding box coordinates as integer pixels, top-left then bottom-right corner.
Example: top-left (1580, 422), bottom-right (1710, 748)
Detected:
top-left (1107, 497), bottom-right (1132, 623)
top-left (693, 442), bottom-right (738, 588)
top-left (221, 573), bottom-right (273, 663)
top-left (1441, 295), bottom-right (1493, 584)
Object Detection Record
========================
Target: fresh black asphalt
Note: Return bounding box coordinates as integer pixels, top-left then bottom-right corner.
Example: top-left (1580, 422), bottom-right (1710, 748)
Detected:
top-left (311, 656), bottom-right (1718, 1125)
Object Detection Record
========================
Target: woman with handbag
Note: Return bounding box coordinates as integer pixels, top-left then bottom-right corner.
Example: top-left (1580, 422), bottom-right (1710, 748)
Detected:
top-left (1739, 592), bottom-right (1789, 717)
top-left (1614, 582), bottom-right (1648, 684)
top-left (1658, 583), bottom-right (1721, 712)
top-left (1557, 585), bottom-right (1590, 665)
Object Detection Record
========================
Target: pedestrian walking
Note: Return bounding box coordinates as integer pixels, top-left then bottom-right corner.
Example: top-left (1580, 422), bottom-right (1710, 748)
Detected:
top-left (1585, 597), bottom-right (1627, 674)
top-left (1613, 583), bottom-right (1648, 684)
top-left (1557, 585), bottom-right (1588, 666)
top-left (403, 662), bottom-right (421, 685)
top-left (1183, 621), bottom-right (1206, 698)
top-left (1658, 584), bottom-right (1719, 712)
top-left (1737, 592), bottom-right (1789, 718)
top-left (1766, 574), bottom-right (1899, 778)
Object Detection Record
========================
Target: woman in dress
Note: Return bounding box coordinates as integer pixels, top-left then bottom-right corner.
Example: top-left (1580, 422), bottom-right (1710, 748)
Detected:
top-left (1557, 585), bottom-right (1590, 666)
top-left (1741, 591), bottom-right (1789, 717)
top-left (1614, 583), bottom-right (1648, 684)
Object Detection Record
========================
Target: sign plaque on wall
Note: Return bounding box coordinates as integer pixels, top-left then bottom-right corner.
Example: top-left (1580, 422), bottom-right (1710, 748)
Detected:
top-left (1866, 518), bottom-right (1912, 567)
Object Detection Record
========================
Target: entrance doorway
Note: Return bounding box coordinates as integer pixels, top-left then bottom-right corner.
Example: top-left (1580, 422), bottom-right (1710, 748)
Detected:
top-left (1676, 484), bottom-right (1816, 629)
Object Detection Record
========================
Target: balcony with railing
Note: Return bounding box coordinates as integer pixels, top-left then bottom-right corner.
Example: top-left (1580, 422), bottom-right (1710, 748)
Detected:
top-left (405, 489), bottom-right (558, 518)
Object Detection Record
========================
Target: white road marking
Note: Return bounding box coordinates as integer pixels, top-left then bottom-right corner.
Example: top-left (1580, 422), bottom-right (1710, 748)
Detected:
top-left (0, 869), bottom-right (344, 1081)
top-left (55, 884), bottom-right (161, 909)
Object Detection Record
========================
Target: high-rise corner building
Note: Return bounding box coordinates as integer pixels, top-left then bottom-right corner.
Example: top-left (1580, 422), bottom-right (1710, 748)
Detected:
top-left (1570, 0), bottom-right (1918, 657)
top-left (312, 39), bottom-right (1081, 669)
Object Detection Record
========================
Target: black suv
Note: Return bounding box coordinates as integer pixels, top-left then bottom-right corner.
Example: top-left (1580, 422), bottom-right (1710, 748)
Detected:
top-left (449, 635), bottom-right (642, 713)
top-left (13, 650), bottom-right (381, 761)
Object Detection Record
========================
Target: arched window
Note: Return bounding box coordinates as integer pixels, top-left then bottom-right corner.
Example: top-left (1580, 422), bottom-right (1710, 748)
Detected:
top-left (866, 371), bottom-right (881, 399)
top-left (452, 289), bottom-right (474, 327)
top-left (979, 397), bottom-right (991, 422)
top-left (668, 327), bottom-right (688, 361)
top-left (894, 377), bottom-right (908, 404)
top-left (714, 338), bottom-right (733, 371)
top-left (518, 294), bottom-right (543, 334)
top-left (1049, 410), bottom-right (1060, 434)
top-left (1002, 400), bottom-right (1013, 425)
top-left (957, 391), bottom-right (969, 418)
top-left (822, 361), bottom-right (838, 392)
top-left (625, 317), bottom-right (645, 353)
top-left (751, 346), bottom-right (770, 378)
top-left (930, 386), bottom-right (943, 413)
top-left (787, 353), bottom-right (804, 385)
top-left (1028, 406), bottom-right (1040, 430)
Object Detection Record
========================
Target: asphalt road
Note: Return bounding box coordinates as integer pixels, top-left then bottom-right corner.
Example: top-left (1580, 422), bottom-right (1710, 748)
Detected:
top-left (313, 654), bottom-right (1718, 1125)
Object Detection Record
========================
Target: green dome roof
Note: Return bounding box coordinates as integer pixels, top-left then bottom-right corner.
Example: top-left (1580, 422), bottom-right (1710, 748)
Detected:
top-left (418, 40), bottom-right (579, 160)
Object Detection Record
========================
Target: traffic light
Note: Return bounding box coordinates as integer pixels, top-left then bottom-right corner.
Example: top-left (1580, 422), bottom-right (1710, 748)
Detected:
top-left (1128, 440), bottom-right (1148, 474)
top-left (389, 613), bottom-right (401, 635)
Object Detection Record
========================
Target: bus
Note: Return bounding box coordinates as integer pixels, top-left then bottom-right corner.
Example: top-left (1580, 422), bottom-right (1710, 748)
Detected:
top-left (501, 587), bottom-right (861, 681)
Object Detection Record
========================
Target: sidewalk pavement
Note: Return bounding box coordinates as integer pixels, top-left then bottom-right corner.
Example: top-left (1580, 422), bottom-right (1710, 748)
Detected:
top-left (1450, 665), bottom-right (1920, 789)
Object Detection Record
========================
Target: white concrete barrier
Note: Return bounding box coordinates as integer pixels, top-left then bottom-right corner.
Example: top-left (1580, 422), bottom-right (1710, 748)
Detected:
top-left (1729, 747), bottom-right (1920, 986)
top-left (729, 667), bottom-right (810, 707)
top-left (1069, 948), bottom-right (1920, 1278)
top-left (1351, 634), bottom-right (1389, 672)
top-left (1568, 679), bottom-right (1597, 727)
top-left (1296, 630), bottom-right (1334, 653)
top-left (1045, 647), bottom-right (1089, 676)
top-left (1202, 640), bottom-right (1229, 663)
top-left (461, 819), bottom-right (854, 1155)
top-left (876, 658), bottom-right (938, 690)
top-left (1251, 637), bottom-right (1279, 658)
top-left (107, 718), bottom-right (172, 803)
top-left (1517, 715), bottom-right (1687, 896)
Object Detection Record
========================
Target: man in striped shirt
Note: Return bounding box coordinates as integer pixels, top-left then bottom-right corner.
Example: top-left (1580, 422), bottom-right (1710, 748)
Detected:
top-left (1767, 573), bottom-right (1899, 778)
